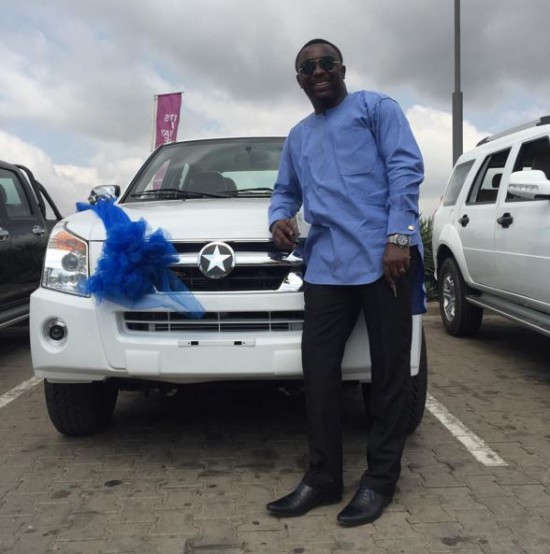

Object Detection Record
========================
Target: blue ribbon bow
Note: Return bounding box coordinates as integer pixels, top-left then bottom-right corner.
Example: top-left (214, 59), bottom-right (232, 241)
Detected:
top-left (77, 199), bottom-right (204, 317)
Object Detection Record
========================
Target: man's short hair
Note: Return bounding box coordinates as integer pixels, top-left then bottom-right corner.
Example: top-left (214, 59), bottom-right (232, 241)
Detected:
top-left (295, 39), bottom-right (344, 71)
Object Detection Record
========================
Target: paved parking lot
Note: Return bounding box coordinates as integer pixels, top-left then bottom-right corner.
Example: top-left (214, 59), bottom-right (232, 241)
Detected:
top-left (1, 306), bottom-right (549, 554)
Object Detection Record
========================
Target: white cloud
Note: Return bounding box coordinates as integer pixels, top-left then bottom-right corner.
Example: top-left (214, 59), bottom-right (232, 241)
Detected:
top-left (407, 106), bottom-right (486, 217)
top-left (2, 0), bottom-right (549, 223)
top-left (183, 90), bottom-right (307, 139)
top-left (0, 130), bottom-right (142, 216)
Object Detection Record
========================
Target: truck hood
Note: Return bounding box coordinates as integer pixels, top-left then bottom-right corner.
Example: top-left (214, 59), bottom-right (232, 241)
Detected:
top-left (63, 199), bottom-right (276, 242)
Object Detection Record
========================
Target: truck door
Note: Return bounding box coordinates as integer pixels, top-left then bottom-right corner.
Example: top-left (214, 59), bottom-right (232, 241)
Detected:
top-left (0, 164), bottom-right (48, 313)
top-left (495, 136), bottom-right (550, 303)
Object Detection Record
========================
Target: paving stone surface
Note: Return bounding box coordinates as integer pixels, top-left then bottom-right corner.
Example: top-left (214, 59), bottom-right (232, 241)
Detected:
top-left (0, 306), bottom-right (549, 553)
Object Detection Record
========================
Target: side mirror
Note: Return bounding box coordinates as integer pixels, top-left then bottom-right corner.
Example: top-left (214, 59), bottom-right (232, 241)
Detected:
top-left (508, 170), bottom-right (550, 200)
top-left (88, 185), bottom-right (121, 205)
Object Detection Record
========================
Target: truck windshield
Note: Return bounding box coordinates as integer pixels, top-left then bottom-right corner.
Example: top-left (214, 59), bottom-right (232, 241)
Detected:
top-left (122, 137), bottom-right (285, 203)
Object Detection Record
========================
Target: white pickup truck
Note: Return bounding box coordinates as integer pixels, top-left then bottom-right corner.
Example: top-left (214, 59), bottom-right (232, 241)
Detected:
top-left (30, 137), bottom-right (426, 436)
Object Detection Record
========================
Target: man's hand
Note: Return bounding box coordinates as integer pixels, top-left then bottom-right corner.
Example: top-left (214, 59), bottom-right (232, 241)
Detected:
top-left (383, 243), bottom-right (411, 293)
top-left (271, 218), bottom-right (299, 250)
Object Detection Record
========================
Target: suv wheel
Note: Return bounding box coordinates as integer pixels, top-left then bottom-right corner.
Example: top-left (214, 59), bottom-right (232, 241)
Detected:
top-left (362, 327), bottom-right (428, 435)
top-left (44, 380), bottom-right (118, 437)
top-left (438, 258), bottom-right (483, 337)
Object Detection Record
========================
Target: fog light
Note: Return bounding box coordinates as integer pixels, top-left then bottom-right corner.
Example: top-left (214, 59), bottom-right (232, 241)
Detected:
top-left (45, 319), bottom-right (68, 344)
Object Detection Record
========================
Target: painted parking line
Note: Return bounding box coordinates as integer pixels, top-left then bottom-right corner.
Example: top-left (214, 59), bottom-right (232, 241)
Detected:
top-left (0, 376), bottom-right (43, 409)
top-left (426, 393), bottom-right (508, 467)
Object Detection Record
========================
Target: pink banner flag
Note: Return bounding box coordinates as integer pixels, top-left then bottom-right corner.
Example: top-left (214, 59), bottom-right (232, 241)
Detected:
top-left (154, 93), bottom-right (182, 148)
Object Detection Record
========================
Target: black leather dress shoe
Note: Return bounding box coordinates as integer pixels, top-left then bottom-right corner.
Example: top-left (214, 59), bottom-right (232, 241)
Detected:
top-left (337, 487), bottom-right (392, 526)
top-left (266, 482), bottom-right (342, 517)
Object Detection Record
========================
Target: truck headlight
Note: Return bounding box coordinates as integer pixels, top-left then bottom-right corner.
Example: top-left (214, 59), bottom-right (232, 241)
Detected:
top-left (42, 226), bottom-right (89, 296)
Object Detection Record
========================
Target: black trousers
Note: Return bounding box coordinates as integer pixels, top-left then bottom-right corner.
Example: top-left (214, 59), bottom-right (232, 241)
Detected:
top-left (301, 247), bottom-right (418, 497)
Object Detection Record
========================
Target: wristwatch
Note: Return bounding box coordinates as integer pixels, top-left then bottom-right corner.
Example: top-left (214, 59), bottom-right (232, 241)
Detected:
top-left (387, 234), bottom-right (411, 248)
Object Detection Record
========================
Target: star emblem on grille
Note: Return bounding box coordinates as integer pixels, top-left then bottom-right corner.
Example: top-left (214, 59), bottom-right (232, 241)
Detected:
top-left (198, 242), bottom-right (236, 279)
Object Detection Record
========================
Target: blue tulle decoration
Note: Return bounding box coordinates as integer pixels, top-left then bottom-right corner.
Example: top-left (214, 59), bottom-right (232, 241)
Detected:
top-left (76, 199), bottom-right (204, 317)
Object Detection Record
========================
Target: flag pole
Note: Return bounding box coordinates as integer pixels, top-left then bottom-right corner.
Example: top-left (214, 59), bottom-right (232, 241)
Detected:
top-left (452, 0), bottom-right (463, 164)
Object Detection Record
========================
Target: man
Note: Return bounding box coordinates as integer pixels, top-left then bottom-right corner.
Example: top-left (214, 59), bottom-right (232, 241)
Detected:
top-left (266, 38), bottom-right (425, 526)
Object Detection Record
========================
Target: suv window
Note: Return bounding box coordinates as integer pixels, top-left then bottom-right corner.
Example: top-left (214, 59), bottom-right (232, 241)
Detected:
top-left (507, 137), bottom-right (550, 202)
top-left (0, 168), bottom-right (33, 218)
top-left (466, 149), bottom-right (510, 205)
top-left (442, 161), bottom-right (475, 206)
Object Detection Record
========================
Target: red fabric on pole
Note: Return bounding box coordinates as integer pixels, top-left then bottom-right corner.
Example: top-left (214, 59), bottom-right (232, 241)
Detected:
top-left (154, 93), bottom-right (182, 148)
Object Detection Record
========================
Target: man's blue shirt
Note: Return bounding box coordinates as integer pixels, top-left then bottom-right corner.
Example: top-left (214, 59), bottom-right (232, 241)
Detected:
top-left (269, 91), bottom-right (424, 293)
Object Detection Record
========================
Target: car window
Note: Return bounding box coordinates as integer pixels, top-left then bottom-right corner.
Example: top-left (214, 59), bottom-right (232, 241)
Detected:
top-left (466, 149), bottom-right (510, 205)
top-left (442, 161), bottom-right (475, 206)
top-left (0, 168), bottom-right (33, 218)
top-left (507, 137), bottom-right (550, 202)
top-left (220, 170), bottom-right (279, 190)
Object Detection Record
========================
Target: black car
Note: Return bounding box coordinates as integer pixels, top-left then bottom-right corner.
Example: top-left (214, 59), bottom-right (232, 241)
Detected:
top-left (0, 161), bottom-right (62, 329)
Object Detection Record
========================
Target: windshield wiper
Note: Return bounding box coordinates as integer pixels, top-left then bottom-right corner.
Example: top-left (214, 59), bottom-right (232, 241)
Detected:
top-left (224, 187), bottom-right (273, 197)
top-left (130, 188), bottom-right (227, 200)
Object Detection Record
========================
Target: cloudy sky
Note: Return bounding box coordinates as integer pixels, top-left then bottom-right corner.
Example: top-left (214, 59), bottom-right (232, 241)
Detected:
top-left (1, 0), bottom-right (549, 217)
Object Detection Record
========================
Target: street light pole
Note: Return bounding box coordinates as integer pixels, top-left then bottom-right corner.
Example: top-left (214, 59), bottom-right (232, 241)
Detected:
top-left (452, 0), bottom-right (463, 165)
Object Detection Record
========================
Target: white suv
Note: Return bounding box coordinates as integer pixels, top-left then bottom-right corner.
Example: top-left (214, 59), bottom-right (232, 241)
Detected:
top-left (433, 116), bottom-right (550, 337)
top-left (31, 137), bottom-right (426, 436)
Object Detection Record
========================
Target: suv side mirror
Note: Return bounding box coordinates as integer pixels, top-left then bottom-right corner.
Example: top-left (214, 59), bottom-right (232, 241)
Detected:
top-left (508, 170), bottom-right (550, 200)
top-left (88, 185), bottom-right (121, 205)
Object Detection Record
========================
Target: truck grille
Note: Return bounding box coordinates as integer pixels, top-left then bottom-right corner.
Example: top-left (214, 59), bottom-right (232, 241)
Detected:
top-left (170, 240), bottom-right (304, 292)
top-left (170, 265), bottom-right (291, 291)
top-left (123, 311), bottom-right (304, 333)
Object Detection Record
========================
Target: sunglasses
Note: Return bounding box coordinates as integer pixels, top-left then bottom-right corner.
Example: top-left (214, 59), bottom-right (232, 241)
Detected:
top-left (298, 56), bottom-right (341, 75)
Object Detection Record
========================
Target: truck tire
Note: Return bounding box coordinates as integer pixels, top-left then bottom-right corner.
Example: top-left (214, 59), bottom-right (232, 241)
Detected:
top-left (44, 380), bottom-right (118, 437)
top-left (361, 328), bottom-right (428, 435)
top-left (438, 257), bottom-right (483, 337)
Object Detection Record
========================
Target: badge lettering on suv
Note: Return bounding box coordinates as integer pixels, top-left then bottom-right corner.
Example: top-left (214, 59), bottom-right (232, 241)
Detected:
top-left (198, 242), bottom-right (236, 279)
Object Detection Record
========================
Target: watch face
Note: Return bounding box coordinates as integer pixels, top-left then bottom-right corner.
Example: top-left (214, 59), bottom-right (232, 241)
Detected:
top-left (397, 235), bottom-right (410, 247)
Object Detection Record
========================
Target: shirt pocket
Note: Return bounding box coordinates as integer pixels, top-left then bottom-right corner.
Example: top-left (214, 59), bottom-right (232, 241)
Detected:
top-left (335, 127), bottom-right (378, 175)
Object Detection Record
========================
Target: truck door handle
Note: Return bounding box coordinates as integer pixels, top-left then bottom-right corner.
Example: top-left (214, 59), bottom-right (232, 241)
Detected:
top-left (497, 213), bottom-right (514, 228)
top-left (0, 227), bottom-right (9, 241)
top-left (458, 214), bottom-right (469, 227)
top-left (32, 225), bottom-right (46, 237)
